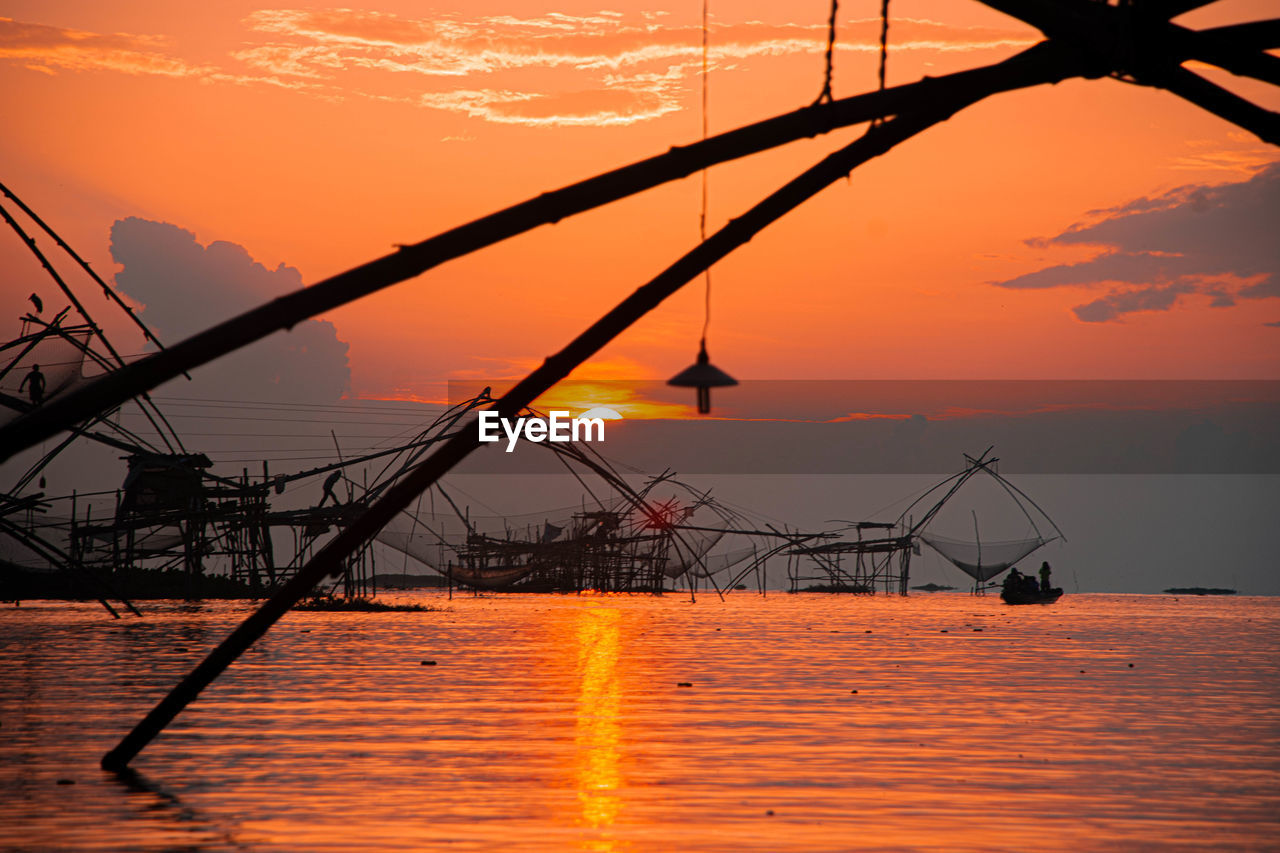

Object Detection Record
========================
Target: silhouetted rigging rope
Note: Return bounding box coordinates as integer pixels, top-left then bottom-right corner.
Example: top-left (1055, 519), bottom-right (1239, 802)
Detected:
top-left (814, 1), bottom-right (889, 120)
top-left (874, 0), bottom-right (891, 127)
top-left (815, 0), bottom-right (839, 104)
top-left (699, 0), bottom-right (712, 346)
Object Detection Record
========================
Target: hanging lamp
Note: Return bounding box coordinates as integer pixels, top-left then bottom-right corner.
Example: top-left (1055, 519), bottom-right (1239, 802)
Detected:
top-left (668, 339), bottom-right (736, 415)
top-left (669, 0), bottom-right (736, 416)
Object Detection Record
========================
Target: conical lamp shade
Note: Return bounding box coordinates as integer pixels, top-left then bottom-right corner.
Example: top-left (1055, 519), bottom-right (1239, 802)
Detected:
top-left (667, 342), bottom-right (737, 414)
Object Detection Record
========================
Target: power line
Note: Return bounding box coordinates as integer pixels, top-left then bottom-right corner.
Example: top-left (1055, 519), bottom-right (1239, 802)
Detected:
top-left (151, 395), bottom-right (448, 413)
top-left (117, 412), bottom-right (431, 424)
top-left (107, 431), bottom-right (422, 439)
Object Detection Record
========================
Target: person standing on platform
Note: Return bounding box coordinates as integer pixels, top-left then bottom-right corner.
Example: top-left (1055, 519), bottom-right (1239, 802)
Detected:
top-left (19, 364), bottom-right (46, 406)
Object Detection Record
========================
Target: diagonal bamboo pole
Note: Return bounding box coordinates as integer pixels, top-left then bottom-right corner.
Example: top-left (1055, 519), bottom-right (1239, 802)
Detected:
top-left (1198, 20), bottom-right (1280, 51)
top-left (1141, 63), bottom-right (1280, 144)
top-left (1155, 18), bottom-right (1280, 88)
top-left (3, 44), bottom-right (1070, 463)
top-left (1158, 0), bottom-right (1223, 19)
top-left (977, 0), bottom-right (1280, 88)
top-left (100, 48), bottom-right (1081, 771)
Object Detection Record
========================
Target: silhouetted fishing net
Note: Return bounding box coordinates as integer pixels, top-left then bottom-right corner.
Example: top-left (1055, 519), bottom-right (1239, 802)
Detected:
top-left (0, 532), bottom-right (55, 572)
top-left (0, 508), bottom-right (76, 572)
top-left (0, 327), bottom-right (91, 425)
top-left (919, 532), bottom-right (1049, 583)
top-left (684, 543), bottom-right (756, 578)
top-left (376, 491), bottom-right (728, 588)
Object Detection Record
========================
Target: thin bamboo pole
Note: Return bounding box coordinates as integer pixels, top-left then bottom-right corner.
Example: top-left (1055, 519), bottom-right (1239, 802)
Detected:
top-left (0, 200), bottom-right (176, 453)
top-left (1139, 63), bottom-right (1280, 143)
top-left (0, 181), bottom-right (189, 447)
top-left (0, 183), bottom-right (173, 360)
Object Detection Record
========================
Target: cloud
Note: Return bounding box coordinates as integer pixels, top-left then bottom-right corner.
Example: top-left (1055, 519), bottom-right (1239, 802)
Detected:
top-left (417, 73), bottom-right (683, 127)
top-left (239, 10), bottom-right (1029, 77)
top-left (1171, 147), bottom-right (1278, 175)
top-left (0, 16), bottom-right (211, 77)
top-left (0, 16), bottom-right (312, 90)
top-left (234, 9), bottom-right (1032, 127)
top-left (1071, 281), bottom-right (1197, 323)
top-left (110, 217), bottom-right (350, 402)
top-left (993, 163), bottom-right (1280, 322)
top-left (4, 10), bottom-right (1033, 128)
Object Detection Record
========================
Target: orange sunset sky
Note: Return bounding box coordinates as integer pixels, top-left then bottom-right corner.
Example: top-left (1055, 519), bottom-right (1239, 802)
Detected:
top-left (1, 0), bottom-right (1277, 405)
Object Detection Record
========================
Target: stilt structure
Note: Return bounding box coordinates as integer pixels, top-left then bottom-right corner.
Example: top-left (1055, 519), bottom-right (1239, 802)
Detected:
top-left (787, 522), bottom-right (913, 595)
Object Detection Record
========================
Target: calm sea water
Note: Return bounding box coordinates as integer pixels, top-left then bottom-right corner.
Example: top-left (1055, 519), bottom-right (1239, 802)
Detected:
top-left (2, 592), bottom-right (1277, 852)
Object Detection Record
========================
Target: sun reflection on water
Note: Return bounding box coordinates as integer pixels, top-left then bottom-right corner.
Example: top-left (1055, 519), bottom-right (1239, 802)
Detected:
top-left (572, 603), bottom-right (624, 844)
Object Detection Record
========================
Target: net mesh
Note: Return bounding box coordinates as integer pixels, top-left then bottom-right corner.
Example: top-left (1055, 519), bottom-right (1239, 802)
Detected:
top-left (0, 327), bottom-right (91, 424)
top-left (0, 533), bottom-right (55, 572)
top-left (375, 490), bottom-right (728, 586)
top-left (0, 510), bottom-right (74, 572)
top-left (686, 543), bottom-right (756, 578)
top-left (919, 532), bottom-right (1048, 582)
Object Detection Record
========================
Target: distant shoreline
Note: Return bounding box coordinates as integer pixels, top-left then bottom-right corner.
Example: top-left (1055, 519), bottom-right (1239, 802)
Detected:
top-left (0, 567), bottom-right (450, 601)
top-left (1, 567), bottom-right (1265, 601)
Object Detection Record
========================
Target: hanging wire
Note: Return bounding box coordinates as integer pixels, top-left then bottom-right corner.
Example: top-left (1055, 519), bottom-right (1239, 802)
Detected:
top-left (814, 0), bottom-right (839, 105)
top-left (873, 0), bottom-right (891, 126)
top-left (699, 0), bottom-right (712, 345)
top-left (814, 1), bottom-right (889, 122)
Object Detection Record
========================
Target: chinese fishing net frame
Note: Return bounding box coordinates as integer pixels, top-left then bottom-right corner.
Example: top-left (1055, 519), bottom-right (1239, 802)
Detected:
top-left (898, 449), bottom-right (1067, 586)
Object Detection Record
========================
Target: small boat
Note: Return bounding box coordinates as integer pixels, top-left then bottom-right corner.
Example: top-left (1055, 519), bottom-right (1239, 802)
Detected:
top-left (1001, 586), bottom-right (1063, 605)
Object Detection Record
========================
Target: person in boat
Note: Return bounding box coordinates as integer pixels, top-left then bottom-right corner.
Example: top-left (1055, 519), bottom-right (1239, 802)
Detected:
top-left (1039, 561), bottom-right (1052, 592)
top-left (1003, 568), bottom-right (1022, 595)
top-left (19, 364), bottom-right (46, 406)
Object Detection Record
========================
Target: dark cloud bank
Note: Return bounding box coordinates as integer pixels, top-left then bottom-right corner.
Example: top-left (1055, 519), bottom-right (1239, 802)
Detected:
top-left (110, 217), bottom-right (349, 401)
top-left (993, 163), bottom-right (1279, 323)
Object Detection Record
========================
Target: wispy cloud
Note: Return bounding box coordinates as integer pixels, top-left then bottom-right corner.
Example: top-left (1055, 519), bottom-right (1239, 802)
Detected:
top-left (239, 10), bottom-right (1030, 76)
top-left (0, 16), bottom-right (212, 77)
top-left (1, 10), bottom-right (1034, 128)
top-left (0, 15), bottom-right (311, 90)
top-left (233, 9), bottom-right (1033, 127)
top-left (993, 162), bottom-right (1280, 322)
top-left (1170, 134), bottom-right (1278, 175)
